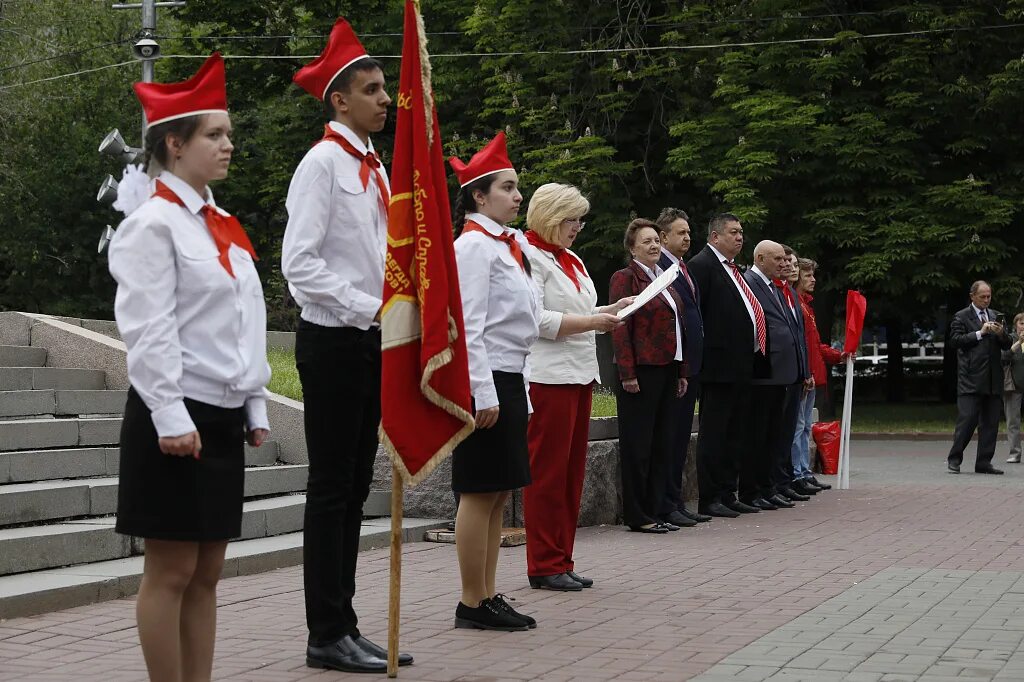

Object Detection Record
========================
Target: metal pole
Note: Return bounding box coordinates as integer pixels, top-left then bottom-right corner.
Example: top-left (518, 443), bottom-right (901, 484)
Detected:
top-left (139, 0), bottom-right (155, 138)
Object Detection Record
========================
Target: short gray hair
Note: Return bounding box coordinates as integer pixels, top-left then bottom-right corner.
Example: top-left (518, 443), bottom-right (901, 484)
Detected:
top-left (970, 280), bottom-right (991, 295)
top-left (708, 213), bottom-right (740, 239)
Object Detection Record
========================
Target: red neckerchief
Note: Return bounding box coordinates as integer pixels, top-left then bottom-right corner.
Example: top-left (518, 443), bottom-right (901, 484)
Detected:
top-left (773, 278), bottom-right (796, 308)
top-left (152, 180), bottom-right (257, 278)
top-left (319, 124), bottom-right (390, 216)
top-left (463, 220), bottom-right (526, 272)
top-left (525, 230), bottom-right (587, 291)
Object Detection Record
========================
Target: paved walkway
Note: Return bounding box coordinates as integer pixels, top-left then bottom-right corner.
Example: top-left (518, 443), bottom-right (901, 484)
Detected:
top-left (2, 440), bottom-right (1023, 681)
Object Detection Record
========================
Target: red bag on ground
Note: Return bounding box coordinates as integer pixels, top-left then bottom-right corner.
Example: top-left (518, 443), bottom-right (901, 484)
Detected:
top-left (812, 421), bottom-right (841, 475)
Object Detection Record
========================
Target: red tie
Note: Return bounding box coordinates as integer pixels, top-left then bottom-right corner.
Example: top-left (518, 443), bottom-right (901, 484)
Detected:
top-left (463, 221), bottom-right (527, 273)
top-left (679, 262), bottom-right (696, 297)
top-left (525, 230), bottom-right (586, 290)
top-left (320, 125), bottom-right (390, 217)
top-left (726, 261), bottom-right (767, 354)
top-left (773, 278), bottom-right (795, 308)
top-left (152, 180), bottom-right (257, 279)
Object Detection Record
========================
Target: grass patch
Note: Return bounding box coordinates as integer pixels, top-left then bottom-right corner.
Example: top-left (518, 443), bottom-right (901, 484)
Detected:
top-left (267, 348), bottom-right (302, 402)
top-left (844, 401), bottom-right (957, 434)
top-left (264, 349), bottom-right (958, 434)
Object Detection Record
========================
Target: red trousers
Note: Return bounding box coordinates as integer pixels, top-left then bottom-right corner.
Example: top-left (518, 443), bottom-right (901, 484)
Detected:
top-left (523, 382), bottom-right (593, 578)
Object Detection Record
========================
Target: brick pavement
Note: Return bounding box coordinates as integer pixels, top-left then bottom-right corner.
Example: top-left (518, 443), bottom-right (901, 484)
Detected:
top-left (2, 441), bottom-right (1024, 681)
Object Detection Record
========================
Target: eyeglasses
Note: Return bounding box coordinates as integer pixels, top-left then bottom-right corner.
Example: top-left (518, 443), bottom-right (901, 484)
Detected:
top-left (562, 218), bottom-right (586, 231)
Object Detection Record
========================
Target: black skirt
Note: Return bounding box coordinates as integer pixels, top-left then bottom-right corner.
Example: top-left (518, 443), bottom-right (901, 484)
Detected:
top-left (115, 388), bottom-right (246, 542)
top-left (452, 371), bottom-right (531, 494)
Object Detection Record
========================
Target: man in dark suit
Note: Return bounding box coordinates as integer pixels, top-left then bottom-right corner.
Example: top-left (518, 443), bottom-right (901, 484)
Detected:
top-left (655, 208), bottom-right (709, 527)
top-left (947, 280), bottom-right (1011, 474)
top-left (741, 241), bottom-right (802, 510)
top-left (687, 214), bottom-right (767, 517)
top-left (770, 248), bottom-right (817, 501)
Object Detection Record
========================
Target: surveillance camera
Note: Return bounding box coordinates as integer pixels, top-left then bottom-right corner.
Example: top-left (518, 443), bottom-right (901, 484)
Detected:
top-left (132, 37), bottom-right (160, 61)
top-left (99, 129), bottom-right (144, 164)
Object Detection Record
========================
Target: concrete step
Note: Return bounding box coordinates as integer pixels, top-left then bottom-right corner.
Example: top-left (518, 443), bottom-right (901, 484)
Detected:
top-left (55, 389), bottom-right (126, 416)
top-left (0, 441), bottom-right (281, 484)
top-left (0, 389), bottom-right (127, 419)
top-left (0, 345), bottom-right (47, 368)
top-left (0, 517), bottom-right (447, 619)
top-left (0, 464), bottom-right (309, 526)
top-left (0, 367), bottom-right (105, 391)
top-left (0, 489), bottom-right (392, 575)
top-left (0, 417), bottom-right (121, 452)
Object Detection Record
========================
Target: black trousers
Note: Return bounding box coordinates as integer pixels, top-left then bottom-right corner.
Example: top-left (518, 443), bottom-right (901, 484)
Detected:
top-left (770, 383), bottom-right (802, 494)
top-left (296, 321), bottom-right (381, 646)
top-left (660, 377), bottom-right (700, 515)
top-left (696, 381), bottom-right (752, 508)
top-left (948, 393), bottom-right (1002, 469)
top-left (615, 364), bottom-right (679, 527)
top-left (740, 385), bottom-right (785, 501)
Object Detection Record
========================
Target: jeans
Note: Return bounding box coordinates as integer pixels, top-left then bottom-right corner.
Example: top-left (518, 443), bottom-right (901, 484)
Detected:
top-left (1004, 391), bottom-right (1022, 459)
top-left (791, 388), bottom-right (816, 480)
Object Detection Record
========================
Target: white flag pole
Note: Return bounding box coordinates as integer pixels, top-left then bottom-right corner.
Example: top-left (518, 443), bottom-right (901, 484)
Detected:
top-left (837, 355), bottom-right (855, 489)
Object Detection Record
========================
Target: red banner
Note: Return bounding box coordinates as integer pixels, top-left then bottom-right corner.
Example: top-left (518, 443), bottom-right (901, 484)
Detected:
top-left (379, 0), bottom-right (474, 485)
top-left (844, 290), bottom-right (868, 355)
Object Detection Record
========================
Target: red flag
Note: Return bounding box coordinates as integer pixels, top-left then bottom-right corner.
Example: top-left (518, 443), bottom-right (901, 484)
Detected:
top-left (844, 290), bottom-right (867, 355)
top-left (380, 0), bottom-right (474, 485)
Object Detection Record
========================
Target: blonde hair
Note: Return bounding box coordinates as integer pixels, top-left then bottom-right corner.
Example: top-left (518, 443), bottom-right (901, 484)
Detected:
top-left (526, 183), bottom-right (590, 243)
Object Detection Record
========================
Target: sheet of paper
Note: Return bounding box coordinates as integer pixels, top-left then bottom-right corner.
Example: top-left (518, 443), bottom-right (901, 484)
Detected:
top-left (616, 262), bottom-right (680, 319)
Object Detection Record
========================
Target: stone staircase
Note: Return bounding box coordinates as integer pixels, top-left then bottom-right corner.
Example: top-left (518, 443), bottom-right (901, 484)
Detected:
top-left (0, 339), bottom-right (440, 618)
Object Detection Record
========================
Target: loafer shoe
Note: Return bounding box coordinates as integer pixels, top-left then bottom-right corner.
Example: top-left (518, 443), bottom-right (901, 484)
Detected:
top-left (628, 523), bottom-right (669, 533)
top-left (780, 487), bottom-right (810, 502)
top-left (702, 502), bottom-right (739, 518)
top-left (947, 461), bottom-right (960, 474)
top-left (529, 573), bottom-right (583, 591)
top-left (749, 497), bottom-right (778, 511)
top-left (307, 635), bottom-right (388, 673)
top-left (791, 479), bottom-right (819, 495)
top-left (808, 476), bottom-right (831, 489)
top-left (565, 570), bottom-right (593, 587)
top-left (681, 507), bottom-right (712, 523)
top-left (768, 494), bottom-right (795, 508)
top-left (661, 510), bottom-right (696, 527)
top-left (352, 635), bottom-right (412, 667)
top-left (976, 465), bottom-right (1004, 475)
top-left (725, 499), bottom-right (760, 514)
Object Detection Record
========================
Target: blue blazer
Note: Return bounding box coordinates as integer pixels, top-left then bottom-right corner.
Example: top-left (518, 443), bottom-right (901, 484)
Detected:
top-left (659, 251), bottom-right (703, 378)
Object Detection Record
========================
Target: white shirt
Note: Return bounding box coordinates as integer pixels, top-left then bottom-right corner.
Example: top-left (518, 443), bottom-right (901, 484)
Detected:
top-left (525, 242), bottom-right (600, 385)
top-left (709, 243), bottom-right (759, 351)
top-left (109, 171), bottom-right (271, 438)
top-left (282, 121), bottom-right (389, 329)
top-left (454, 213), bottom-right (540, 410)
top-left (635, 260), bottom-right (683, 362)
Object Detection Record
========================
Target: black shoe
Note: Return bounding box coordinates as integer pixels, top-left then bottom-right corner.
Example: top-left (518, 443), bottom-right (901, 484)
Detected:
top-left (807, 476), bottom-right (831, 490)
top-left (657, 521), bottom-right (681, 531)
top-left (565, 570), bottom-right (593, 588)
top-left (351, 635), bottom-right (413, 667)
top-left (454, 599), bottom-right (529, 631)
top-left (791, 479), bottom-right (819, 495)
top-left (947, 461), bottom-right (960, 474)
top-left (725, 499), bottom-right (760, 514)
top-left (780, 487), bottom-right (810, 502)
top-left (307, 635), bottom-right (388, 673)
top-left (661, 510), bottom-right (697, 527)
top-left (491, 594), bottom-right (536, 628)
top-left (768, 494), bottom-right (795, 508)
top-left (748, 497), bottom-right (778, 511)
top-left (976, 464), bottom-right (1004, 475)
top-left (702, 502), bottom-right (740, 518)
top-left (529, 573), bottom-right (583, 591)
top-left (681, 507), bottom-right (712, 523)
top-left (628, 523), bottom-right (669, 533)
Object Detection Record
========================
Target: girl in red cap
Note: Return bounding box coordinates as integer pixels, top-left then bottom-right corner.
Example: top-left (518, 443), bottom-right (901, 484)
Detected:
top-left (448, 132), bottom-right (540, 631)
top-left (108, 53), bottom-right (271, 681)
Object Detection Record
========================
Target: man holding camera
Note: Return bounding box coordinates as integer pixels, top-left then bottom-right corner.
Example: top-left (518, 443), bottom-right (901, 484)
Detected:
top-left (947, 281), bottom-right (1011, 474)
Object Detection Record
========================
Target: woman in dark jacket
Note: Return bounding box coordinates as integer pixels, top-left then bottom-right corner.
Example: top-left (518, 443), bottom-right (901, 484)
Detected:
top-left (609, 218), bottom-right (687, 533)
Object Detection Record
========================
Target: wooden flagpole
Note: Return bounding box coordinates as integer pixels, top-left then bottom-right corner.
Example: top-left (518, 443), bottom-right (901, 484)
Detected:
top-left (387, 463), bottom-right (403, 677)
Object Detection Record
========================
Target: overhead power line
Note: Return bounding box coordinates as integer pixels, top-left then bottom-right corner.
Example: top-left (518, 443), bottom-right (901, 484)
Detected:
top-left (0, 39), bottom-right (128, 75)
top-left (1, 21), bottom-right (1020, 91)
